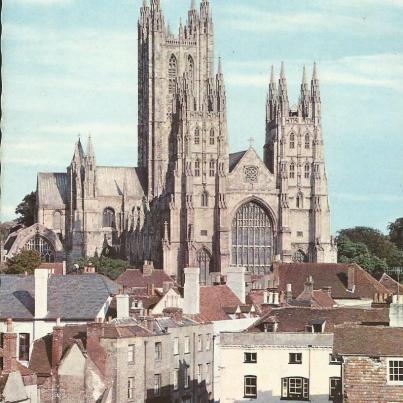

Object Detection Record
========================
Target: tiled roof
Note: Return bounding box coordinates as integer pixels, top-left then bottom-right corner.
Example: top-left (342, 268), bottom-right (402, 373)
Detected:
top-left (200, 285), bottom-right (242, 321)
top-left (0, 274), bottom-right (119, 320)
top-left (248, 306), bottom-right (389, 333)
top-left (37, 172), bottom-right (68, 208)
top-left (295, 289), bottom-right (337, 308)
top-left (229, 150), bottom-right (247, 172)
top-left (273, 263), bottom-right (390, 299)
top-left (38, 262), bottom-right (65, 276)
top-left (96, 167), bottom-right (145, 198)
top-left (379, 273), bottom-right (403, 295)
top-left (116, 269), bottom-right (174, 289)
top-left (334, 325), bottom-right (403, 357)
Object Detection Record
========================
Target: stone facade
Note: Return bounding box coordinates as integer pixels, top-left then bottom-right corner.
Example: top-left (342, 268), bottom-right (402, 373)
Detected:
top-left (30, 0), bottom-right (336, 282)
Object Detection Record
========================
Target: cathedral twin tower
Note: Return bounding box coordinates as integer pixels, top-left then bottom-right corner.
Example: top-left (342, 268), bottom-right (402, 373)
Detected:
top-left (35, 0), bottom-right (337, 283)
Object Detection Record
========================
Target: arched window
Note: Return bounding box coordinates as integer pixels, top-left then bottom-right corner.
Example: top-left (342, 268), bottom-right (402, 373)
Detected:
top-left (209, 129), bottom-right (215, 145)
top-left (290, 134), bottom-right (295, 149)
top-left (231, 201), bottom-right (273, 274)
top-left (197, 248), bottom-right (212, 285)
top-left (103, 207), bottom-right (115, 228)
top-left (289, 163), bottom-right (295, 179)
top-left (53, 211), bottom-right (62, 231)
top-left (305, 133), bottom-right (310, 149)
top-left (293, 250), bottom-right (308, 263)
top-left (296, 192), bottom-right (303, 208)
top-left (304, 163), bottom-right (310, 178)
top-left (194, 128), bottom-right (200, 145)
top-left (24, 235), bottom-right (54, 262)
top-left (187, 55), bottom-right (194, 84)
top-left (201, 191), bottom-right (209, 207)
top-left (168, 54), bottom-right (177, 94)
top-left (209, 160), bottom-right (216, 177)
top-left (195, 159), bottom-right (201, 177)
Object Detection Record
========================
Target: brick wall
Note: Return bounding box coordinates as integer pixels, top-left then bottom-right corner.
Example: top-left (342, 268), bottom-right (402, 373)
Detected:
top-left (343, 356), bottom-right (403, 402)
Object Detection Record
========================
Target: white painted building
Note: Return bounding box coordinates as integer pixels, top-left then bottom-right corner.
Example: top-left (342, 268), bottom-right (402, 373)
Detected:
top-left (219, 332), bottom-right (341, 402)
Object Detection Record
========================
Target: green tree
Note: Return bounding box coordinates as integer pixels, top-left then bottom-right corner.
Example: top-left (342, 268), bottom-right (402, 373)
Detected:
top-left (15, 192), bottom-right (36, 227)
top-left (388, 217), bottom-right (403, 250)
top-left (337, 234), bottom-right (388, 277)
top-left (339, 226), bottom-right (403, 269)
top-left (6, 250), bottom-right (42, 274)
top-left (75, 256), bottom-right (128, 280)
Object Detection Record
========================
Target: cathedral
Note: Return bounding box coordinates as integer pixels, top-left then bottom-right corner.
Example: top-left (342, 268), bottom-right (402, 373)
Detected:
top-left (5, 0), bottom-right (337, 283)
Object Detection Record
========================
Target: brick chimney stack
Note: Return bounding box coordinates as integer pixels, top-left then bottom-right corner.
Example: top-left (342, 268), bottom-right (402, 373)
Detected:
top-left (3, 318), bottom-right (18, 373)
top-left (347, 266), bottom-right (355, 292)
top-left (304, 276), bottom-right (314, 293)
top-left (286, 283), bottom-right (293, 302)
top-left (86, 321), bottom-right (106, 375)
top-left (52, 318), bottom-right (64, 369)
top-left (226, 266), bottom-right (246, 304)
top-left (183, 267), bottom-right (200, 315)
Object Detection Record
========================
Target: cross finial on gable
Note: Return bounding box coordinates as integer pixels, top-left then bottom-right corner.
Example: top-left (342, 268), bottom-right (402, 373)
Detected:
top-left (248, 137), bottom-right (255, 149)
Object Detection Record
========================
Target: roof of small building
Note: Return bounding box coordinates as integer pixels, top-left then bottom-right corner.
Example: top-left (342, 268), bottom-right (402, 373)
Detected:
top-left (116, 269), bottom-right (174, 289)
top-left (200, 285), bottom-right (242, 321)
top-left (0, 274), bottom-right (119, 320)
top-left (379, 273), bottom-right (403, 295)
top-left (229, 150), bottom-right (247, 172)
top-left (37, 262), bottom-right (65, 276)
top-left (334, 325), bottom-right (403, 357)
top-left (247, 306), bottom-right (389, 333)
top-left (295, 289), bottom-right (337, 308)
top-left (273, 263), bottom-right (390, 300)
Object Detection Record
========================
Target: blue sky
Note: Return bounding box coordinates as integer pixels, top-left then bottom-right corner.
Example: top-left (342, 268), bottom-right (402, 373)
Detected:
top-left (2, 0), bottom-right (403, 235)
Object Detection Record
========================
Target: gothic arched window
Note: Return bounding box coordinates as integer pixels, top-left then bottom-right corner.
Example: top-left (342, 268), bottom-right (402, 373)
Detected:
top-left (231, 201), bottom-right (273, 274)
top-left (103, 207), bottom-right (116, 228)
top-left (304, 163), bottom-right (310, 178)
top-left (201, 191), bottom-right (209, 207)
top-left (195, 159), bottom-right (201, 177)
top-left (296, 192), bottom-right (303, 208)
top-left (197, 248), bottom-right (212, 285)
top-left (289, 163), bottom-right (295, 179)
top-left (187, 55), bottom-right (194, 84)
top-left (53, 211), bottom-right (62, 231)
top-left (209, 160), bottom-right (216, 177)
top-left (194, 128), bottom-right (200, 145)
top-left (168, 54), bottom-right (178, 94)
top-left (293, 249), bottom-right (308, 263)
top-left (305, 133), bottom-right (310, 149)
top-left (24, 235), bottom-right (55, 262)
top-left (209, 129), bottom-right (215, 145)
top-left (290, 134), bottom-right (295, 149)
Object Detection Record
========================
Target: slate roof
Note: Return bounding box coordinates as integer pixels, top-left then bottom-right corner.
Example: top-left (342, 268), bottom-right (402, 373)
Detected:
top-left (116, 269), bottom-right (174, 289)
top-left (379, 273), bottom-right (403, 295)
top-left (96, 167), bottom-right (145, 198)
top-left (273, 263), bottom-right (390, 300)
top-left (248, 306), bottom-right (389, 333)
top-left (200, 285), bottom-right (242, 321)
top-left (0, 274), bottom-right (119, 320)
top-left (229, 150), bottom-right (247, 172)
top-left (333, 325), bottom-right (403, 357)
top-left (295, 289), bottom-right (337, 308)
top-left (37, 172), bottom-right (68, 208)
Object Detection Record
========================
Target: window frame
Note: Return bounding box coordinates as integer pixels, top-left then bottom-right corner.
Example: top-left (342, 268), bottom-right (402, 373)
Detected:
top-left (173, 337), bottom-right (179, 356)
top-left (289, 163), bottom-right (295, 179)
top-left (184, 365), bottom-right (189, 389)
top-left (289, 352), bottom-right (302, 364)
top-left (290, 134), bottom-right (295, 149)
top-left (197, 334), bottom-right (203, 352)
top-left (244, 375), bottom-right (257, 398)
top-left (281, 377), bottom-right (309, 401)
top-left (18, 333), bottom-right (30, 361)
top-left (128, 344), bottom-right (135, 363)
top-left (244, 352), bottom-right (257, 363)
top-left (154, 373), bottom-right (161, 397)
top-left (154, 342), bottom-right (162, 362)
top-left (173, 369), bottom-right (179, 391)
top-left (329, 377), bottom-right (342, 401)
top-left (387, 358), bottom-right (403, 384)
top-left (184, 336), bottom-right (190, 354)
top-left (128, 377), bottom-right (135, 400)
top-left (205, 333), bottom-right (211, 351)
top-left (206, 363), bottom-right (211, 384)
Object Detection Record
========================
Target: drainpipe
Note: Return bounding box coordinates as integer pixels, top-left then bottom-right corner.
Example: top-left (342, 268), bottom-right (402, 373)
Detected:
top-left (212, 334), bottom-right (216, 402)
top-left (308, 344), bottom-right (312, 402)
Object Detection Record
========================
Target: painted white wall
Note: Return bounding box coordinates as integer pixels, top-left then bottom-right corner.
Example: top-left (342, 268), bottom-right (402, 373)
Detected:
top-left (212, 318), bottom-right (257, 402)
top-left (152, 288), bottom-right (183, 315)
top-left (219, 333), bottom-right (340, 403)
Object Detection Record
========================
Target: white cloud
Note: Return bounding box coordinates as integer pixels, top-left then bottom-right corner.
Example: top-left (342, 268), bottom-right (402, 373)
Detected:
top-left (225, 54), bottom-right (403, 92)
top-left (222, 3), bottom-right (402, 35)
top-left (13, 0), bottom-right (71, 5)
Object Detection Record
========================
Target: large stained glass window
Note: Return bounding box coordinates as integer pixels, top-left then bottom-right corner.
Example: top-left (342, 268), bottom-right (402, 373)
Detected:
top-left (231, 201), bottom-right (273, 274)
top-left (24, 235), bottom-right (55, 262)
